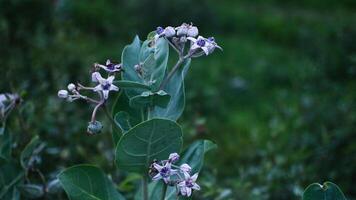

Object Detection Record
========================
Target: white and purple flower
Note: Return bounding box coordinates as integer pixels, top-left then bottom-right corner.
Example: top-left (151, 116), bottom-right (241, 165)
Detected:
top-left (92, 72), bottom-right (119, 99)
top-left (96, 60), bottom-right (122, 73)
top-left (176, 23), bottom-right (198, 37)
top-left (188, 36), bottom-right (222, 56)
top-left (178, 173), bottom-right (201, 197)
top-left (152, 162), bottom-right (177, 183)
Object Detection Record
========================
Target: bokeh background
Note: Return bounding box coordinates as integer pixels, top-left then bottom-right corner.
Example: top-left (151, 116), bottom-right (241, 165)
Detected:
top-left (1, 0), bottom-right (356, 199)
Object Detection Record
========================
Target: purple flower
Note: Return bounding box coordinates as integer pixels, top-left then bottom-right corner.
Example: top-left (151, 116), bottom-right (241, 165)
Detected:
top-left (92, 72), bottom-right (119, 99)
top-left (96, 60), bottom-right (122, 73)
top-left (168, 153), bottom-right (180, 163)
top-left (152, 162), bottom-right (177, 183)
top-left (178, 173), bottom-right (200, 197)
top-left (154, 26), bottom-right (176, 40)
top-left (188, 36), bottom-right (222, 56)
top-left (179, 163), bottom-right (192, 174)
top-left (187, 36), bottom-right (210, 55)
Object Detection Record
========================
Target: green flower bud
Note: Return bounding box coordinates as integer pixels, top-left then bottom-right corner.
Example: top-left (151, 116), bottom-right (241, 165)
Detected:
top-left (87, 120), bottom-right (103, 135)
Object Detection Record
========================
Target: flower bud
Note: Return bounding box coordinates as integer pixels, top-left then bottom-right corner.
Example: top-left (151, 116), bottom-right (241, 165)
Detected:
top-left (180, 163), bottom-right (192, 173)
top-left (57, 90), bottom-right (69, 99)
top-left (164, 26), bottom-right (176, 37)
top-left (87, 120), bottom-right (103, 135)
top-left (176, 24), bottom-right (189, 36)
top-left (168, 153), bottom-right (180, 163)
top-left (67, 83), bottom-right (76, 92)
top-left (187, 26), bottom-right (199, 37)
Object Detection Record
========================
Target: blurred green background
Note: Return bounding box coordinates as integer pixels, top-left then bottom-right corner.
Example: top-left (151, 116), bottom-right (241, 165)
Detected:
top-left (1, 0), bottom-right (356, 199)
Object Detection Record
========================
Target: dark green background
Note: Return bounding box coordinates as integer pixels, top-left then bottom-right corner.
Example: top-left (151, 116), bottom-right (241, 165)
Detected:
top-left (1, 0), bottom-right (355, 199)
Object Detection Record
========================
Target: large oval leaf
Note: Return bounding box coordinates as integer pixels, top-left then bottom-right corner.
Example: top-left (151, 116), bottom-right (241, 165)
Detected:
top-left (303, 182), bottom-right (347, 200)
top-left (115, 119), bottom-right (183, 174)
top-left (58, 165), bottom-right (125, 200)
top-left (151, 58), bottom-right (191, 121)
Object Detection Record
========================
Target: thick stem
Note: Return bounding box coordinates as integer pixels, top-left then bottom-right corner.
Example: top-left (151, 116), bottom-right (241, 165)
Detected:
top-left (159, 58), bottom-right (184, 90)
top-left (143, 176), bottom-right (148, 200)
top-left (161, 184), bottom-right (168, 200)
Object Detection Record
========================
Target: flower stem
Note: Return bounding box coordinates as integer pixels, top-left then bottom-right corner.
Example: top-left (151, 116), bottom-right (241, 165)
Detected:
top-left (161, 184), bottom-right (168, 200)
top-left (159, 58), bottom-right (184, 90)
top-left (143, 176), bottom-right (148, 200)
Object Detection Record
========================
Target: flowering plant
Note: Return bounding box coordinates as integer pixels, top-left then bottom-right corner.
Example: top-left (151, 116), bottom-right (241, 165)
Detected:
top-left (56, 23), bottom-right (220, 199)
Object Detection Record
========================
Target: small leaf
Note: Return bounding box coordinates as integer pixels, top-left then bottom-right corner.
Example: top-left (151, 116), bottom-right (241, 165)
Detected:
top-left (178, 140), bottom-right (217, 173)
top-left (58, 165), bottom-right (126, 200)
top-left (114, 111), bottom-right (132, 133)
top-left (129, 90), bottom-right (170, 109)
top-left (151, 58), bottom-right (191, 121)
top-left (303, 182), bottom-right (347, 200)
top-left (18, 184), bottom-right (44, 199)
top-left (20, 136), bottom-right (43, 169)
top-left (46, 179), bottom-right (63, 194)
top-left (115, 119), bottom-right (183, 174)
top-left (20, 136), bottom-right (44, 169)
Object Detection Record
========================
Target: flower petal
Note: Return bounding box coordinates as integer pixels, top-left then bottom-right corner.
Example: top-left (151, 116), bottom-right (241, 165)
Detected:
top-left (107, 76), bottom-right (115, 83)
top-left (109, 84), bottom-right (119, 91)
top-left (152, 173), bottom-right (162, 181)
top-left (153, 163), bottom-right (163, 171)
top-left (191, 173), bottom-right (199, 182)
top-left (192, 183), bottom-right (201, 190)
top-left (103, 90), bottom-right (109, 99)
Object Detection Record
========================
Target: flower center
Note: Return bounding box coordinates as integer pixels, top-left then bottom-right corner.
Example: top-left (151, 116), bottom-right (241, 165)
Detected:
top-left (107, 63), bottom-right (115, 70)
top-left (102, 83), bottom-right (111, 90)
top-left (197, 39), bottom-right (206, 47)
top-left (185, 179), bottom-right (194, 188)
top-left (160, 167), bottom-right (170, 177)
top-left (156, 26), bottom-right (164, 35)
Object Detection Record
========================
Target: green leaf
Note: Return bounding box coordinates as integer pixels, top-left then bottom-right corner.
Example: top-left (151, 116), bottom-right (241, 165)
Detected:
top-left (151, 58), bottom-right (191, 121)
top-left (303, 182), bottom-right (347, 200)
top-left (20, 136), bottom-right (42, 169)
top-left (0, 162), bottom-right (24, 199)
top-left (115, 119), bottom-right (183, 174)
top-left (18, 184), bottom-right (44, 199)
top-left (114, 80), bottom-right (152, 91)
top-left (129, 91), bottom-right (170, 109)
top-left (58, 165), bottom-right (126, 200)
top-left (114, 111), bottom-right (132, 133)
top-left (121, 36), bottom-right (143, 85)
top-left (178, 140), bottom-right (217, 173)
top-left (112, 91), bottom-right (143, 144)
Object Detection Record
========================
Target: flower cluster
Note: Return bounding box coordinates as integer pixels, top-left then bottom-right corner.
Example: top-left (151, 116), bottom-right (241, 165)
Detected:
top-left (150, 153), bottom-right (200, 197)
top-left (0, 93), bottom-right (20, 121)
top-left (154, 22), bottom-right (222, 57)
top-left (57, 59), bottom-right (121, 135)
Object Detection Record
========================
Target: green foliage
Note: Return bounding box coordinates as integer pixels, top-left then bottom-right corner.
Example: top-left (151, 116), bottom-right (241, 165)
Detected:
top-left (151, 58), bottom-right (191, 121)
top-left (0, 162), bottom-right (23, 199)
top-left (58, 165), bottom-right (126, 200)
top-left (129, 90), bottom-right (170, 109)
top-left (20, 135), bottom-right (41, 169)
top-left (115, 119), bottom-right (183, 174)
top-left (303, 182), bottom-right (347, 200)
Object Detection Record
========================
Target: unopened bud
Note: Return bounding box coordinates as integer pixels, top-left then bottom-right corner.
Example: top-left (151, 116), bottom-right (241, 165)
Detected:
top-left (164, 26), bottom-right (176, 37)
top-left (87, 120), bottom-right (103, 135)
top-left (187, 26), bottom-right (199, 37)
top-left (67, 83), bottom-right (76, 92)
top-left (58, 90), bottom-right (69, 99)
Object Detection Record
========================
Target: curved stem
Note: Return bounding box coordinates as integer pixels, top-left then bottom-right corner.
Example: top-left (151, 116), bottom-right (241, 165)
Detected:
top-left (91, 101), bottom-right (104, 122)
